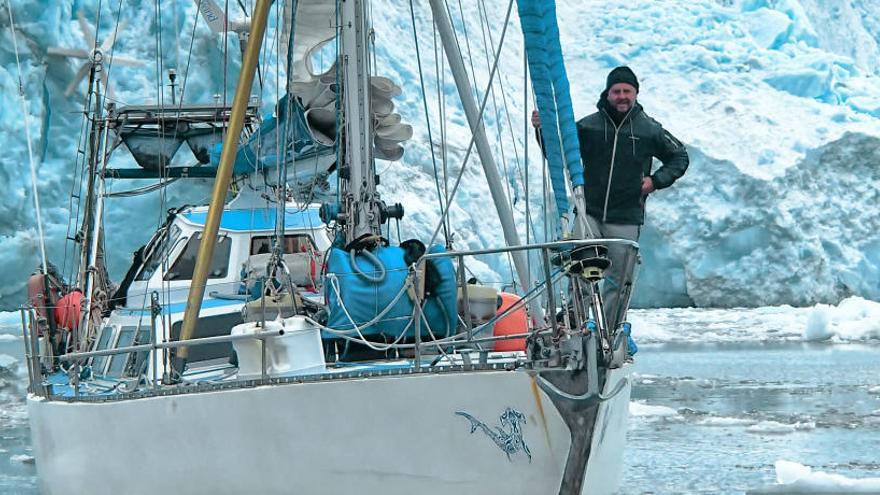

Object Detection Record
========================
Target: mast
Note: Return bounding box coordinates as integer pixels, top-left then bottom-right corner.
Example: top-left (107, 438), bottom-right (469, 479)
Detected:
top-left (78, 116), bottom-right (111, 348)
top-left (77, 74), bottom-right (103, 291)
top-left (339, 0), bottom-right (382, 245)
top-left (428, 0), bottom-right (544, 321)
top-left (75, 71), bottom-right (106, 351)
top-left (176, 0), bottom-right (272, 370)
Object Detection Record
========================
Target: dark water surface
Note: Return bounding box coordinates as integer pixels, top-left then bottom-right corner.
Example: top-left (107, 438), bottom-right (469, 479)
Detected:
top-left (622, 342), bottom-right (880, 494)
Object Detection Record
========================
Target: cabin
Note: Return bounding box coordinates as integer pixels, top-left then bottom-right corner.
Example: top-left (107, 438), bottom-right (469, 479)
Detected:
top-left (90, 200), bottom-right (330, 381)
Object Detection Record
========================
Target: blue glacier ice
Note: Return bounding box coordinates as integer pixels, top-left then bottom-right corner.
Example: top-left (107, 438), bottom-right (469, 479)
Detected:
top-left (1, 0), bottom-right (879, 310)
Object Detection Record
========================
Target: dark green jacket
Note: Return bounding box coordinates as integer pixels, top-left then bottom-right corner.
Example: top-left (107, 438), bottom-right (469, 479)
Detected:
top-left (575, 99), bottom-right (689, 224)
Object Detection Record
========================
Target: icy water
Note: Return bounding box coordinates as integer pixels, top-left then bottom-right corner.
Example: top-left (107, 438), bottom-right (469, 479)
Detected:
top-left (1, 306), bottom-right (878, 494)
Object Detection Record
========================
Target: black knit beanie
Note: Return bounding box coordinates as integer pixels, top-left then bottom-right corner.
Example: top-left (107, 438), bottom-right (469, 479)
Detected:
top-left (605, 66), bottom-right (639, 92)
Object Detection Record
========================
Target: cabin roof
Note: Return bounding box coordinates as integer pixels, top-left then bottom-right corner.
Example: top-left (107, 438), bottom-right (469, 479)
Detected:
top-left (180, 206), bottom-right (324, 232)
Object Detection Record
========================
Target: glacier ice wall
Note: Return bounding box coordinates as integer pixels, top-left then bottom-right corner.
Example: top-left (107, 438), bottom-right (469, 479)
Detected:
top-left (0, 0), bottom-right (879, 309)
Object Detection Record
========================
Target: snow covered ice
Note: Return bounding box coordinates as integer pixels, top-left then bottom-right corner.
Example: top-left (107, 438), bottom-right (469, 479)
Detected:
top-left (0, 0), bottom-right (879, 309)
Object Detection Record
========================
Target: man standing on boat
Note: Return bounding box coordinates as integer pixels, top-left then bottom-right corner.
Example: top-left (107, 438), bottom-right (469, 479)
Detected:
top-left (532, 65), bottom-right (689, 334)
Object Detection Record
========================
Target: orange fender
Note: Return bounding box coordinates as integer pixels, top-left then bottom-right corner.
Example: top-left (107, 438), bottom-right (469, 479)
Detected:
top-left (493, 292), bottom-right (527, 351)
top-left (54, 290), bottom-right (83, 332)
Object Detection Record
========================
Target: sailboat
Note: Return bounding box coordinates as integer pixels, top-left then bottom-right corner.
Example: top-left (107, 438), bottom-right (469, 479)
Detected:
top-left (17, 0), bottom-right (638, 493)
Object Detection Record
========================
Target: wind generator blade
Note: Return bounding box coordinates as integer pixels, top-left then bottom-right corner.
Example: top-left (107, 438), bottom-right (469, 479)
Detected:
top-left (195, 0), bottom-right (230, 34)
top-left (64, 63), bottom-right (91, 96)
top-left (101, 18), bottom-right (128, 53)
top-left (46, 47), bottom-right (90, 59)
top-left (76, 11), bottom-right (96, 49)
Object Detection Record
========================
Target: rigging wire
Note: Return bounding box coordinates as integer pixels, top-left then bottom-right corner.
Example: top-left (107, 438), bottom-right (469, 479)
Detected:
top-left (126, 1), bottom-right (219, 337)
top-left (477, 0), bottom-right (529, 206)
top-left (5, 2), bottom-right (48, 275)
top-left (273, 0), bottom-right (286, 259)
top-left (408, 0), bottom-right (449, 247)
top-left (222, 0), bottom-right (230, 115)
top-left (104, 178), bottom-right (182, 198)
top-left (474, 0), bottom-right (517, 291)
top-left (448, 0), bottom-right (480, 103)
top-left (523, 48), bottom-right (531, 288)
top-left (432, 24), bottom-right (450, 239)
top-left (475, 0), bottom-right (512, 204)
top-left (153, 0), bottom-right (176, 353)
top-left (62, 2), bottom-right (108, 285)
top-left (426, 0), bottom-right (515, 250)
top-left (477, 0), bottom-right (540, 244)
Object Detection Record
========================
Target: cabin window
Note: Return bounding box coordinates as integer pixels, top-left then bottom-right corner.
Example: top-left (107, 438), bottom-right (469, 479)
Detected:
top-left (107, 326), bottom-right (138, 377)
top-left (91, 325), bottom-right (115, 375)
top-left (250, 234), bottom-right (316, 255)
top-left (170, 313), bottom-right (243, 366)
top-left (136, 224), bottom-right (182, 281)
top-left (164, 233), bottom-right (231, 281)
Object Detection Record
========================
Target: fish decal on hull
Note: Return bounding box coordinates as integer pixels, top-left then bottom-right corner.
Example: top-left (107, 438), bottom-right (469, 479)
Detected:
top-left (455, 408), bottom-right (532, 462)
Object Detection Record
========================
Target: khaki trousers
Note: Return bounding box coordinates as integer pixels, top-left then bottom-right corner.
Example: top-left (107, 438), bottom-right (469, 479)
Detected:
top-left (573, 214), bottom-right (640, 332)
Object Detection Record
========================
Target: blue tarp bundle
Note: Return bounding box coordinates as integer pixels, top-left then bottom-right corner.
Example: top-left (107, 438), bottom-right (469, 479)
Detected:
top-left (209, 95), bottom-right (335, 174)
top-left (324, 244), bottom-right (457, 340)
top-left (517, 0), bottom-right (583, 227)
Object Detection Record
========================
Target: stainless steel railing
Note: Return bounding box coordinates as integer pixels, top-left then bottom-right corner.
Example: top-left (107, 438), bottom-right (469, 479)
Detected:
top-left (20, 238), bottom-right (638, 399)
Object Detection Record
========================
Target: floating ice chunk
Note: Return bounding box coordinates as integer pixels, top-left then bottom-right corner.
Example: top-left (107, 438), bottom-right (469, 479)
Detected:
top-left (746, 420), bottom-right (813, 434)
top-left (775, 460), bottom-right (812, 485)
top-left (756, 460), bottom-right (880, 493)
top-left (629, 401), bottom-right (679, 418)
top-left (801, 297), bottom-right (880, 342)
top-left (697, 416), bottom-right (757, 427)
top-left (9, 454), bottom-right (34, 465)
top-left (803, 305), bottom-right (833, 341)
top-left (0, 334), bottom-right (19, 342)
top-left (747, 421), bottom-right (795, 434)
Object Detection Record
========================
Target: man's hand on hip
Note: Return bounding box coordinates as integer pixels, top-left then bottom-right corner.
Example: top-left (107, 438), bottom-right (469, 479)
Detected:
top-left (641, 176), bottom-right (655, 196)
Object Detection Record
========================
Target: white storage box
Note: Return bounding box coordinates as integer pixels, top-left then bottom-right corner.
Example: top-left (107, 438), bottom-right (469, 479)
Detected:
top-left (231, 316), bottom-right (325, 378)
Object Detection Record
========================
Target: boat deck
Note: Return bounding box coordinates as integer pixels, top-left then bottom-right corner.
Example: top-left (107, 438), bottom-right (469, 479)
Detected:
top-left (38, 351), bottom-right (528, 402)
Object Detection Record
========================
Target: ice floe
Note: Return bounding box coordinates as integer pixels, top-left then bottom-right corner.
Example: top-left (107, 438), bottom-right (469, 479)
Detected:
top-left (750, 460), bottom-right (880, 494)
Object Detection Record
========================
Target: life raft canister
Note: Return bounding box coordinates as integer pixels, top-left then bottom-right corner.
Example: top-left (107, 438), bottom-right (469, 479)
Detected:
top-left (492, 292), bottom-right (527, 351)
top-left (54, 290), bottom-right (83, 332)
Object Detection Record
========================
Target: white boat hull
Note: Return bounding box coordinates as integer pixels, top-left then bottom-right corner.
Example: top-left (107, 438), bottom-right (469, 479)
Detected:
top-left (28, 366), bottom-right (631, 495)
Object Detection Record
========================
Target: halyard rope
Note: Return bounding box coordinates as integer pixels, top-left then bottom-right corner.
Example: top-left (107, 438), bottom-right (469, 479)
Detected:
top-left (6, 2), bottom-right (49, 275)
